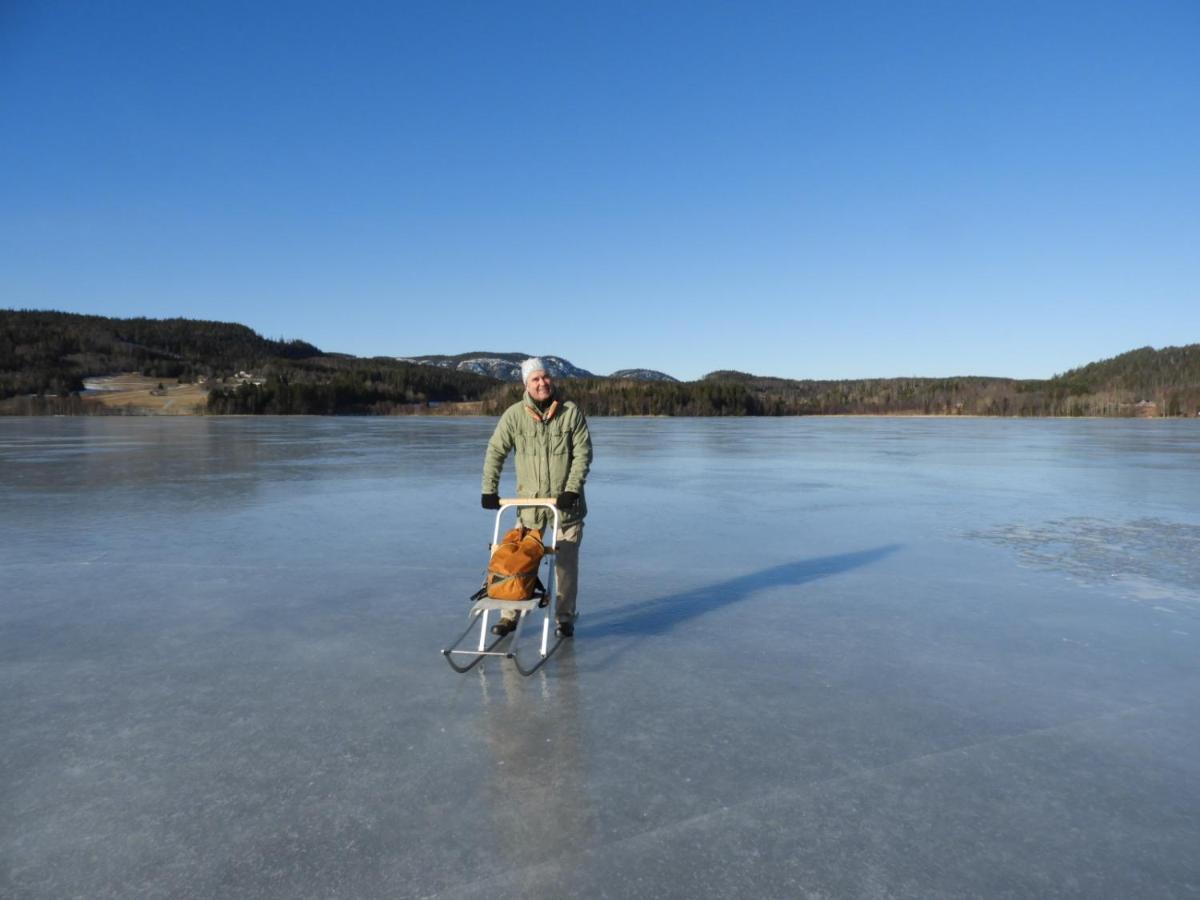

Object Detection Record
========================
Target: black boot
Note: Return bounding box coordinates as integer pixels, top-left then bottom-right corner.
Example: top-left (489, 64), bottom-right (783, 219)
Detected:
top-left (491, 616), bottom-right (518, 637)
top-left (555, 619), bottom-right (574, 638)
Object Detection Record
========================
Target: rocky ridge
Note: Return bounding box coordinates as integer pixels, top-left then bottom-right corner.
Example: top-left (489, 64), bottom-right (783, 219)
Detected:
top-left (399, 352), bottom-right (675, 383)
top-left (609, 368), bottom-right (679, 382)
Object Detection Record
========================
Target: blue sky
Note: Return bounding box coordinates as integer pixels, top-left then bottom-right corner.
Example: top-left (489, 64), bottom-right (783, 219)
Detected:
top-left (2, 1), bottom-right (1197, 380)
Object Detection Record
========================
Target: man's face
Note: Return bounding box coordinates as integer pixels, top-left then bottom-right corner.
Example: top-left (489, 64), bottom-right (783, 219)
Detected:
top-left (526, 370), bottom-right (554, 402)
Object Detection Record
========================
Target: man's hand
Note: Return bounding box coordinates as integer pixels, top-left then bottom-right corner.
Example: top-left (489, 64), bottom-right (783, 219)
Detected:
top-left (556, 491), bottom-right (579, 511)
top-left (481, 493), bottom-right (500, 510)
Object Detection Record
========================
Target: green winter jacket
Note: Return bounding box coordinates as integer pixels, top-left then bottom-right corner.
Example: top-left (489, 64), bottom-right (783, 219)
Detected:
top-left (482, 392), bottom-right (593, 532)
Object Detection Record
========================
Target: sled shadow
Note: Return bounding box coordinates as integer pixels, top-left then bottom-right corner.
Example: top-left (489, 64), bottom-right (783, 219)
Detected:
top-left (584, 544), bottom-right (901, 640)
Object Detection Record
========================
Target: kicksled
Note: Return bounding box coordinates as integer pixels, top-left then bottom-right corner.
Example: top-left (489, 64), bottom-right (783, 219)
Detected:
top-left (442, 498), bottom-right (567, 676)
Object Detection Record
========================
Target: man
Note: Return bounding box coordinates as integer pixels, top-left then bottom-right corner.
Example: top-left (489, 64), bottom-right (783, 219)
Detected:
top-left (482, 357), bottom-right (592, 638)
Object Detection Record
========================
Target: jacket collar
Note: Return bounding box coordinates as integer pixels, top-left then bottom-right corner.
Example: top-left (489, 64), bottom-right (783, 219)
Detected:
top-left (523, 392), bottom-right (559, 423)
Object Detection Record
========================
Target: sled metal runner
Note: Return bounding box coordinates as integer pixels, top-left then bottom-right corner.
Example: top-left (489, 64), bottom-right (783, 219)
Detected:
top-left (442, 499), bottom-right (565, 675)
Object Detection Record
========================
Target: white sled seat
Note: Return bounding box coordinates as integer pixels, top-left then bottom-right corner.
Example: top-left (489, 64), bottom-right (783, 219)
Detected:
top-left (470, 597), bottom-right (543, 614)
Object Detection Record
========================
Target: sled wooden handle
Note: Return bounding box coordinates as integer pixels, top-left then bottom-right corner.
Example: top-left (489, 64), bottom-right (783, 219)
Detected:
top-left (498, 498), bottom-right (557, 507)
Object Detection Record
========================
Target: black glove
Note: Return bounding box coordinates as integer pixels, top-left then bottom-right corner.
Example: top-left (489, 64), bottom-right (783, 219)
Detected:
top-left (556, 491), bottom-right (579, 511)
top-left (481, 493), bottom-right (500, 510)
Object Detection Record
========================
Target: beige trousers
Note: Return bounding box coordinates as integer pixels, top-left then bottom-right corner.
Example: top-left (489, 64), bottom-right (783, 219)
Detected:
top-left (500, 521), bottom-right (583, 623)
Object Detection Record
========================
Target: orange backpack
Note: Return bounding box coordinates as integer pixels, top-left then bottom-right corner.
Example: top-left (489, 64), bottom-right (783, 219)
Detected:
top-left (485, 527), bottom-right (545, 600)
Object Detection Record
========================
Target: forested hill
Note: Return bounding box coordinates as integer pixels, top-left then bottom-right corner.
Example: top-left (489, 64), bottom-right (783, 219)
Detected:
top-left (0, 309), bottom-right (322, 394)
top-left (1051, 345), bottom-right (1200, 394)
top-left (0, 310), bottom-right (499, 412)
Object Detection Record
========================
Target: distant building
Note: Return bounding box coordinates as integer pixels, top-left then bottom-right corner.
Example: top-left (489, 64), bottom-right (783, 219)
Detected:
top-left (1134, 400), bottom-right (1157, 418)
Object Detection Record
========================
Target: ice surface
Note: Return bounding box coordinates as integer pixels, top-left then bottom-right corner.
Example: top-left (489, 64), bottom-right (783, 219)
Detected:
top-left (2, 416), bottom-right (1199, 898)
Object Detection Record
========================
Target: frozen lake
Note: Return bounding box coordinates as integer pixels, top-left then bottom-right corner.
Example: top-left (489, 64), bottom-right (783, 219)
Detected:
top-left (2, 416), bottom-right (1199, 899)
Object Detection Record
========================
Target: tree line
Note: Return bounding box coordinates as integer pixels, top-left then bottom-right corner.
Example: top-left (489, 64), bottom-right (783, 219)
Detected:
top-left (484, 362), bottom-right (1200, 418)
top-left (205, 359), bottom-right (496, 414)
top-left (4, 310), bottom-right (1197, 417)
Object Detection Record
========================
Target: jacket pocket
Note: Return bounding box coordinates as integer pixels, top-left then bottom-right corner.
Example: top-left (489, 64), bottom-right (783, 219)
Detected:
top-left (548, 422), bottom-right (569, 455)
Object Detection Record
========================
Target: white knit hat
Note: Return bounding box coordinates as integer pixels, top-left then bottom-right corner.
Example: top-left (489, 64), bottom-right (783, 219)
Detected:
top-left (520, 357), bottom-right (548, 383)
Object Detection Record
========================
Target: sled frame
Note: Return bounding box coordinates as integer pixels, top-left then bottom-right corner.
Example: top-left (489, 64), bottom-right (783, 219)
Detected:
top-left (442, 499), bottom-right (565, 675)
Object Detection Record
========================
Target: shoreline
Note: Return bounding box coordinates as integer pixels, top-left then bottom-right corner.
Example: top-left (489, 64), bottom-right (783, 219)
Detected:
top-left (2, 408), bottom-right (1195, 422)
